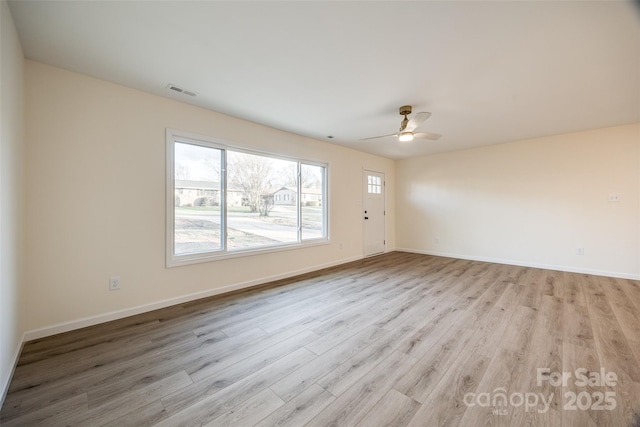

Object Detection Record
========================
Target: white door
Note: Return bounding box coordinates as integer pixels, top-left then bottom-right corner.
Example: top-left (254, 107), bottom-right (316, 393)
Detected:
top-left (363, 170), bottom-right (385, 257)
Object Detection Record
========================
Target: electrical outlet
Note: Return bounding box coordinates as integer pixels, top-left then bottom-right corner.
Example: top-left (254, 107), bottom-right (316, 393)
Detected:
top-left (607, 193), bottom-right (622, 202)
top-left (576, 247), bottom-right (584, 256)
top-left (109, 276), bottom-right (121, 291)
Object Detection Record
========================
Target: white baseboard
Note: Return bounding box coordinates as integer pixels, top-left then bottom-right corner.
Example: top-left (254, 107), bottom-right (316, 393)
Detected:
top-left (396, 247), bottom-right (640, 280)
top-left (1, 331), bottom-right (26, 408)
top-left (23, 255), bottom-right (364, 342)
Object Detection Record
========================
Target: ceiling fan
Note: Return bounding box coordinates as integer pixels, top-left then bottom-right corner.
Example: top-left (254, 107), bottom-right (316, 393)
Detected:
top-left (361, 105), bottom-right (442, 142)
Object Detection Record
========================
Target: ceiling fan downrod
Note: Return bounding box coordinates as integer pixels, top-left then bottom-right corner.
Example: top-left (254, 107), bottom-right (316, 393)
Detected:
top-left (399, 105), bottom-right (412, 132)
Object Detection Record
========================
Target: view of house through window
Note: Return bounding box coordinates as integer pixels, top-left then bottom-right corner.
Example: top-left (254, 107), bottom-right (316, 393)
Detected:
top-left (170, 133), bottom-right (327, 264)
top-left (226, 151), bottom-right (298, 250)
top-left (174, 142), bottom-right (223, 255)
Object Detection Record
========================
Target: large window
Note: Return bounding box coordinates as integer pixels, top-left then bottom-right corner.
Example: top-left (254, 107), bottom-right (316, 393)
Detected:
top-left (167, 130), bottom-right (328, 266)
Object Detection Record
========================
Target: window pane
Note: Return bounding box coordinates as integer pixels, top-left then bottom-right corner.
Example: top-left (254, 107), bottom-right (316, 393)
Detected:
top-left (301, 164), bottom-right (325, 240)
top-left (174, 142), bottom-right (223, 255)
top-left (367, 175), bottom-right (382, 194)
top-left (227, 151), bottom-right (298, 250)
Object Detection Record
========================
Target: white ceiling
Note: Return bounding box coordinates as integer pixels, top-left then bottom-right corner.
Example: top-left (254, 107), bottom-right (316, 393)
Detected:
top-left (8, 1), bottom-right (640, 159)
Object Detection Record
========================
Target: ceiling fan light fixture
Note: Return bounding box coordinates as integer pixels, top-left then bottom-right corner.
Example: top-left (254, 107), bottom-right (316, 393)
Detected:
top-left (398, 132), bottom-right (414, 142)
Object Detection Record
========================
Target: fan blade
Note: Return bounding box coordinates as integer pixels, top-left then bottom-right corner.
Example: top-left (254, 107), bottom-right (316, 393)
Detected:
top-left (414, 132), bottom-right (442, 140)
top-left (405, 112), bottom-right (431, 132)
top-left (359, 133), bottom-right (398, 141)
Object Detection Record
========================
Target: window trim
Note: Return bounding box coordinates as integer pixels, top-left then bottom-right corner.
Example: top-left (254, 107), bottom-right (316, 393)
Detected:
top-left (166, 128), bottom-right (330, 268)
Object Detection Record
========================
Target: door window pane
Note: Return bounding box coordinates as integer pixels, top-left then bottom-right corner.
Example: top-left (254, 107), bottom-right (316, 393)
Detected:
top-left (368, 175), bottom-right (382, 194)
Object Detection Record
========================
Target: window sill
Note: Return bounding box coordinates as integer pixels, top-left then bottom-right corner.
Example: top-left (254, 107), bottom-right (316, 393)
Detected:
top-left (167, 238), bottom-right (331, 268)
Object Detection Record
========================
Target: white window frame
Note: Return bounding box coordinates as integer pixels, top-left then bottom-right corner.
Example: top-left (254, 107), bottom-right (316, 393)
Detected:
top-left (166, 129), bottom-right (329, 268)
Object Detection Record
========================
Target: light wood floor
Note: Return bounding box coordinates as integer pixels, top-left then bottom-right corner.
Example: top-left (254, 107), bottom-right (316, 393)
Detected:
top-left (2, 252), bottom-right (640, 426)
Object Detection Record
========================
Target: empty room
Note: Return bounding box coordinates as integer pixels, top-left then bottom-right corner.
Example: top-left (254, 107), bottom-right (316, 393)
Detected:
top-left (1, 1), bottom-right (639, 426)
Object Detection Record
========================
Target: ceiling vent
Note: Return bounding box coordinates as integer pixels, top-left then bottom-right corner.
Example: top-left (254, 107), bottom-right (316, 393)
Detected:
top-left (166, 84), bottom-right (196, 97)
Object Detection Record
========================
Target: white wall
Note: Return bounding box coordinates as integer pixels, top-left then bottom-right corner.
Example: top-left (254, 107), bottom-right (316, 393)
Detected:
top-left (396, 124), bottom-right (640, 279)
top-left (0, 0), bottom-right (25, 403)
top-left (23, 60), bottom-right (395, 337)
